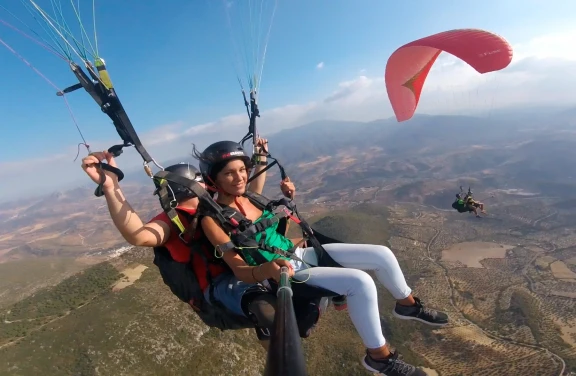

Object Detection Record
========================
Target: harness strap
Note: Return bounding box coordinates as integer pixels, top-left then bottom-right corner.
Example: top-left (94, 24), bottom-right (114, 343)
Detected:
top-left (69, 62), bottom-right (153, 163)
top-left (243, 191), bottom-right (270, 208)
top-left (154, 170), bottom-right (234, 229)
top-left (155, 180), bottom-right (186, 234)
top-left (215, 241), bottom-right (237, 255)
top-left (247, 159), bottom-right (278, 183)
top-left (233, 191), bottom-right (327, 260)
top-left (153, 171), bottom-right (325, 268)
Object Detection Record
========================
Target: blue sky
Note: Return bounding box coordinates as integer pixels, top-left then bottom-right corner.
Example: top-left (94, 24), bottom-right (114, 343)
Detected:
top-left (0, 0), bottom-right (575, 197)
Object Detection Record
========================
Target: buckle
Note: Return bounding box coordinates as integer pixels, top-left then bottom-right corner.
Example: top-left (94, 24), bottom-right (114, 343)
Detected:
top-left (178, 231), bottom-right (190, 245)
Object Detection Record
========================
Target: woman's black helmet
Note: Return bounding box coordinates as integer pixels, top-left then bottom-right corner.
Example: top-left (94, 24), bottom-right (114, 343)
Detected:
top-left (163, 162), bottom-right (203, 201)
top-left (197, 141), bottom-right (251, 186)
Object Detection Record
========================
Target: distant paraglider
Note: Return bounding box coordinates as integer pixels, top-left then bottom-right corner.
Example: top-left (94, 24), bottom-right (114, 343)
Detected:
top-left (385, 28), bottom-right (514, 122)
top-left (452, 186), bottom-right (487, 217)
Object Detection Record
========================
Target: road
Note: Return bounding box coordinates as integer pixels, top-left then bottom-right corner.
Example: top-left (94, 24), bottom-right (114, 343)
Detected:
top-left (533, 211), bottom-right (558, 226)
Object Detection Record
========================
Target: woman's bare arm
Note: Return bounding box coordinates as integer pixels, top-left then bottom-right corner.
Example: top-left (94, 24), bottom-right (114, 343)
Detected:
top-left (103, 183), bottom-right (171, 247)
top-left (201, 216), bottom-right (276, 282)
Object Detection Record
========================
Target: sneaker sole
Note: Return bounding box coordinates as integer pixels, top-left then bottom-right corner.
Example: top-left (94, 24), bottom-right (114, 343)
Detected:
top-left (392, 310), bottom-right (449, 326)
top-left (360, 356), bottom-right (384, 375)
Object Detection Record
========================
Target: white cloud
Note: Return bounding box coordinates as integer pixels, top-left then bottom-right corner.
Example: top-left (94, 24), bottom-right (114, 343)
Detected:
top-left (2, 29), bottom-right (576, 199)
top-left (316, 61), bottom-right (324, 70)
top-left (513, 29), bottom-right (576, 61)
top-left (141, 121), bottom-right (186, 146)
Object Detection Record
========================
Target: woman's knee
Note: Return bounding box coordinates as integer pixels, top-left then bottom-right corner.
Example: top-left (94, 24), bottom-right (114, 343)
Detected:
top-left (347, 269), bottom-right (378, 297)
top-left (372, 245), bottom-right (398, 263)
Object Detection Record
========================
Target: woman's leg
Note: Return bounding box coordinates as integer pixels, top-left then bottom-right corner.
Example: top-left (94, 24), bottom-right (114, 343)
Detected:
top-left (292, 265), bottom-right (386, 349)
top-left (291, 252), bottom-right (430, 375)
top-left (296, 244), bottom-right (410, 298)
top-left (308, 243), bottom-right (412, 299)
top-left (205, 272), bottom-right (261, 317)
top-left (294, 244), bottom-right (448, 326)
top-left (205, 275), bottom-right (276, 351)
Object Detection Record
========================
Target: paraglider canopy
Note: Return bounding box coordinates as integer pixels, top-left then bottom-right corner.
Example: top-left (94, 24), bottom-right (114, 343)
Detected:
top-left (385, 28), bottom-right (513, 122)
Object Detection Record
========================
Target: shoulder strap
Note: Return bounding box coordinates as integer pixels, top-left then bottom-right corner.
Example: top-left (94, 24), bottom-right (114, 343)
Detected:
top-left (154, 178), bottom-right (187, 234)
top-left (154, 170), bottom-right (233, 227)
top-left (243, 191), bottom-right (271, 210)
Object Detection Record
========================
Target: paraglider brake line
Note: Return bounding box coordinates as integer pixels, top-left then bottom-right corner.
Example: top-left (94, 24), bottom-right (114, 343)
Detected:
top-left (73, 142), bottom-right (91, 162)
top-left (240, 90), bottom-right (260, 147)
top-left (236, 89), bottom-right (289, 183)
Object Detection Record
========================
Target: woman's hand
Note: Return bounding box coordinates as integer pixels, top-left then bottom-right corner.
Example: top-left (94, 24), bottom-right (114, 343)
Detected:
top-left (254, 137), bottom-right (269, 154)
top-left (280, 177), bottom-right (296, 199)
top-left (81, 151), bottom-right (120, 192)
top-left (262, 259), bottom-right (294, 282)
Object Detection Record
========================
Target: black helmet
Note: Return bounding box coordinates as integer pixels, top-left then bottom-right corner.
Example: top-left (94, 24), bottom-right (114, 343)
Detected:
top-left (163, 162), bottom-right (203, 201)
top-left (198, 141), bottom-right (251, 185)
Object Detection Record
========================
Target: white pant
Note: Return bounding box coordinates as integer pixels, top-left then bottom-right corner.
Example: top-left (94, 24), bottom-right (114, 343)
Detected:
top-left (291, 243), bottom-right (412, 349)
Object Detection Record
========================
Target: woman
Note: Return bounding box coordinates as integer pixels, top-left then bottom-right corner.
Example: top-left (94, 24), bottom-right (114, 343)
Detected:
top-left (195, 140), bottom-right (449, 376)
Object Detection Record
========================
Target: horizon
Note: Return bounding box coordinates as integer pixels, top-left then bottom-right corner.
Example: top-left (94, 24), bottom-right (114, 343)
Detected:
top-left (0, 0), bottom-right (575, 198)
top-left (0, 107), bottom-right (573, 206)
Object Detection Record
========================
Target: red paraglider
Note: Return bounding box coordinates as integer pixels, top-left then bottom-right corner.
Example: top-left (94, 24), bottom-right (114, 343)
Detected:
top-left (385, 28), bottom-right (513, 122)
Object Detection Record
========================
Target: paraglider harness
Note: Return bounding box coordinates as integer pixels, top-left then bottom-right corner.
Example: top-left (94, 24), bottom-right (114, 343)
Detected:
top-left (151, 170), bottom-right (344, 336)
top-left (452, 186), bottom-right (478, 213)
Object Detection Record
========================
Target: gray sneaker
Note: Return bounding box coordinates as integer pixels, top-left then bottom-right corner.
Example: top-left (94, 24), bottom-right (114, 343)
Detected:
top-left (393, 297), bottom-right (449, 327)
top-left (361, 351), bottom-right (427, 376)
